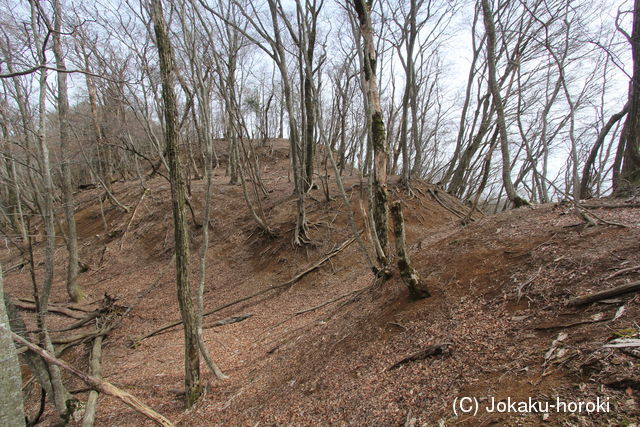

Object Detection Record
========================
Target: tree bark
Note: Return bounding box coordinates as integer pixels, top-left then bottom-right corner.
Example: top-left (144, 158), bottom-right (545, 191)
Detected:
top-left (0, 264), bottom-right (26, 427)
top-left (52, 0), bottom-right (82, 302)
top-left (615, 0), bottom-right (640, 195)
top-left (353, 0), bottom-right (390, 266)
top-left (390, 201), bottom-right (430, 300)
top-left (480, 0), bottom-right (527, 207)
top-left (150, 0), bottom-right (202, 408)
top-left (81, 336), bottom-right (102, 427)
top-left (581, 104), bottom-right (629, 198)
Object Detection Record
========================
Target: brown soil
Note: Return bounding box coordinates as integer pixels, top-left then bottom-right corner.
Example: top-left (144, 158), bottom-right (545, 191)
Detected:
top-left (2, 139), bottom-right (639, 426)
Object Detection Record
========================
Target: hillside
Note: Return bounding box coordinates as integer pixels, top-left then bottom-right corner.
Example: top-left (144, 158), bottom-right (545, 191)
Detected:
top-left (2, 139), bottom-right (639, 426)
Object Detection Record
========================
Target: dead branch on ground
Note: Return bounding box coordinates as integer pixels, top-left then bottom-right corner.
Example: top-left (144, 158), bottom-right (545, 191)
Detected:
top-left (6, 327), bottom-right (174, 427)
top-left (388, 343), bottom-right (451, 370)
top-left (130, 237), bottom-right (356, 345)
top-left (567, 281), bottom-right (640, 306)
top-left (120, 188), bottom-right (148, 250)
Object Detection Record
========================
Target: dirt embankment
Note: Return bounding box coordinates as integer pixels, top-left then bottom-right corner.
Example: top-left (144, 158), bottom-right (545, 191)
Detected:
top-left (2, 139), bottom-right (639, 426)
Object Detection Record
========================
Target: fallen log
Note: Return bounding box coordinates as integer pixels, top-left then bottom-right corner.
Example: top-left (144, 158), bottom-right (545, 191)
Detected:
top-left (48, 311), bottom-right (100, 332)
top-left (5, 328), bottom-right (174, 427)
top-left (17, 297), bottom-right (93, 313)
top-left (81, 336), bottom-right (103, 427)
top-left (567, 281), bottom-right (640, 307)
top-left (52, 330), bottom-right (102, 345)
top-left (131, 238), bottom-right (355, 345)
top-left (388, 343), bottom-right (451, 371)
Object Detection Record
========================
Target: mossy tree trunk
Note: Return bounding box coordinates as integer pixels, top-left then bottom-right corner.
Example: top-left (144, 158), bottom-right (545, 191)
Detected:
top-left (353, 0), bottom-right (390, 266)
top-left (150, 0), bottom-right (202, 408)
top-left (390, 202), bottom-right (430, 300)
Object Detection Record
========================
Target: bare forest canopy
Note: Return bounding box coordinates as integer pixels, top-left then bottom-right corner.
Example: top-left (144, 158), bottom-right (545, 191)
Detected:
top-left (0, 0), bottom-right (638, 214)
top-left (1, 0), bottom-right (640, 424)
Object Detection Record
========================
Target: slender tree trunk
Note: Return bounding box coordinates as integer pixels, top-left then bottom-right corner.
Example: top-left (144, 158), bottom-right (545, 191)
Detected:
top-left (52, 0), bottom-right (82, 302)
top-left (581, 104), bottom-right (629, 198)
top-left (30, 2), bottom-right (73, 414)
top-left (196, 116), bottom-right (227, 381)
top-left (481, 0), bottom-right (527, 207)
top-left (150, 0), bottom-right (202, 408)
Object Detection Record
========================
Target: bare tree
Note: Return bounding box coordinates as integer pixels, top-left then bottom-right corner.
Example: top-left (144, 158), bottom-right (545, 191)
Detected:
top-left (614, 0), bottom-right (640, 195)
top-left (149, 0), bottom-right (202, 407)
top-left (352, 0), bottom-right (391, 267)
top-left (50, 0), bottom-right (83, 302)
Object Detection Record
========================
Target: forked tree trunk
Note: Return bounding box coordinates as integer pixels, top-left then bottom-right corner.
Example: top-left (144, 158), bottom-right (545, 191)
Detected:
top-left (481, 0), bottom-right (528, 208)
top-left (30, 1), bottom-right (73, 415)
top-left (150, 0), bottom-right (202, 408)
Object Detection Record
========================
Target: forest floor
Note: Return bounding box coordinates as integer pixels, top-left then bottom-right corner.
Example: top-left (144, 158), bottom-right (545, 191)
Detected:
top-left (2, 139), bottom-right (640, 426)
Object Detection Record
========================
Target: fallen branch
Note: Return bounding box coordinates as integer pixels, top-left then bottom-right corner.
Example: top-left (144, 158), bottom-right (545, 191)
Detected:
top-left (203, 313), bottom-right (252, 330)
top-left (605, 265), bottom-right (640, 280)
top-left (120, 188), bottom-right (148, 250)
top-left (5, 327), bottom-right (174, 427)
top-left (534, 316), bottom-right (610, 331)
top-left (131, 238), bottom-right (355, 345)
top-left (48, 311), bottom-right (100, 332)
top-left (427, 188), bottom-right (465, 219)
top-left (604, 338), bottom-right (640, 348)
top-left (582, 203), bottom-right (640, 209)
top-left (52, 329), bottom-right (102, 345)
top-left (17, 297), bottom-right (92, 312)
top-left (294, 290), bottom-right (361, 316)
top-left (567, 281), bottom-right (640, 307)
top-left (13, 300), bottom-right (86, 320)
top-left (81, 336), bottom-right (103, 427)
top-left (4, 262), bottom-right (25, 274)
top-left (388, 343), bottom-right (451, 370)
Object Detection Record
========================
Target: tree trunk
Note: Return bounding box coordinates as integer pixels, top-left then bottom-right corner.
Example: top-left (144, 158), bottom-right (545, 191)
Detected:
top-left (30, 1), bottom-right (73, 415)
top-left (52, 0), bottom-right (82, 302)
top-left (615, 0), bottom-right (640, 195)
top-left (581, 104), bottom-right (629, 198)
top-left (481, 0), bottom-right (527, 207)
top-left (150, 0), bottom-right (202, 408)
top-left (390, 202), bottom-right (430, 300)
top-left (353, 0), bottom-right (390, 266)
top-left (0, 264), bottom-right (26, 427)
